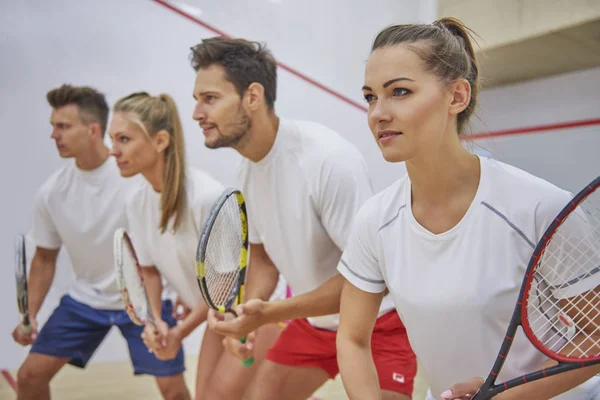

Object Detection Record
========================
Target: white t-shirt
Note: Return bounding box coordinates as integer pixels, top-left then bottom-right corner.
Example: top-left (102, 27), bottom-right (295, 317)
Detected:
top-left (238, 118), bottom-right (395, 330)
top-left (338, 156), bottom-right (600, 399)
top-left (30, 158), bottom-right (133, 310)
top-left (125, 168), bottom-right (224, 308)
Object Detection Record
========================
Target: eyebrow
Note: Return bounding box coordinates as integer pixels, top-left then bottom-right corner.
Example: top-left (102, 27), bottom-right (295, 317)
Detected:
top-left (362, 77), bottom-right (415, 91)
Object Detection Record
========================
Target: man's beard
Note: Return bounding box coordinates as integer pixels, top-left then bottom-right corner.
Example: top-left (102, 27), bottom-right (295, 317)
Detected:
top-left (205, 106), bottom-right (251, 149)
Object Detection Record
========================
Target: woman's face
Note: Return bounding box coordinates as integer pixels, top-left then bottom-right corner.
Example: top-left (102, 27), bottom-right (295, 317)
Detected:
top-left (108, 112), bottom-right (160, 177)
top-left (363, 44), bottom-right (455, 163)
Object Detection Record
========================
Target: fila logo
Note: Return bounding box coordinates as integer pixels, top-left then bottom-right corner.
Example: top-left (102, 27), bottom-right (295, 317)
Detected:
top-left (392, 372), bottom-right (405, 383)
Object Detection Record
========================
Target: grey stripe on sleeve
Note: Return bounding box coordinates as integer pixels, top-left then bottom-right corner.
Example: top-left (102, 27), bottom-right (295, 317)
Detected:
top-left (379, 205), bottom-right (406, 232)
top-left (481, 201), bottom-right (535, 249)
top-left (339, 259), bottom-right (385, 284)
top-left (547, 265), bottom-right (600, 291)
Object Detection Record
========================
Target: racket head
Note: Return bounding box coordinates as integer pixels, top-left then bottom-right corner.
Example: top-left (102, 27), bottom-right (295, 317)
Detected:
top-left (15, 234), bottom-right (31, 333)
top-left (196, 188), bottom-right (249, 314)
top-left (113, 228), bottom-right (153, 326)
top-left (521, 176), bottom-right (600, 363)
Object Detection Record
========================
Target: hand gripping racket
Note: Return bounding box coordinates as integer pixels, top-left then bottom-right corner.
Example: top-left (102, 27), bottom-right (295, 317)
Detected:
top-left (113, 228), bottom-right (157, 333)
top-left (473, 176), bottom-right (600, 399)
top-left (196, 188), bottom-right (254, 367)
top-left (15, 234), bottom-right (31, 334)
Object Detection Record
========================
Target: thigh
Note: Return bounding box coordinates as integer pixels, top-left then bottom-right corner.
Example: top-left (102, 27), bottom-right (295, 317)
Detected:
top-left (31, 295), bottom-right (112, 368)
top-left (244, 360), bottom-right (329, 400)
top-left (117, 300), bottom-right (186, 377)
top-left (18, 352), bottom-right (69, 382)
top-left (371, 312), bottom-right (417, 398)
top-left (201, 323), bottom-right (284, 400)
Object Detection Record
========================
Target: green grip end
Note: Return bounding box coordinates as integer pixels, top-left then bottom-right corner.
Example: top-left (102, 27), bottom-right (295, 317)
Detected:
top-left (240, 336), bottom-right (254, 367)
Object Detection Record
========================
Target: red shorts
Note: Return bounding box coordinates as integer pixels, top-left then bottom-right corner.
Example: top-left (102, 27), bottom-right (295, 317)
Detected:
top-left (266, 311), bottom-right (416, 395)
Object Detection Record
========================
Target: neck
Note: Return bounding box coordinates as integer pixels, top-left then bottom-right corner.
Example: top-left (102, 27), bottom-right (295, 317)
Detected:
top-left (235, 109), bottom-right (279, 163)
top-left (143, 156), bottom-right (165, 193)
top-left (405, 132), bottom-right (480, 206)
top-left (75, 140), bottom-right (109, 170)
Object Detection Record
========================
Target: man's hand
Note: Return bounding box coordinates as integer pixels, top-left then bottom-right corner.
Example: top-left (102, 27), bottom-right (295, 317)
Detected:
top-left (207, 299), bottom-right (267, 339)
top-left (12, 319), bottom-right (38, 346)
top-left (441, 377), bottom-right (485, 399)
top-left (222, 331), bottom-right (257, 363)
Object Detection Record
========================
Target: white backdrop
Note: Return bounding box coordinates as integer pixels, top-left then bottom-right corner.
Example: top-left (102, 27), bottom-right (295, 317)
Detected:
top-left (0, 0), bottom-right (432, 370)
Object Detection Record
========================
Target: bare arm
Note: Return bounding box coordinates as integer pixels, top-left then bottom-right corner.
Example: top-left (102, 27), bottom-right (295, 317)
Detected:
top-left (245, 243), bottom-right (280, 301)
top-left (260, 273), bottom-right (345, 324)
top-left (141, 266), bottom-right (163, 322)
top-left (28, 247), bottom-right (60, 320)
top-left (337, 279), bottom-right (385, 400)
top-left (173, 300), bottom-right (209, 339)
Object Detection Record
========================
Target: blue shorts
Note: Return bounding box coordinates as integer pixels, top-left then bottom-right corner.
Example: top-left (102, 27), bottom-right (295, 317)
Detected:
top-left (31, 295), bottom-right (185, 377)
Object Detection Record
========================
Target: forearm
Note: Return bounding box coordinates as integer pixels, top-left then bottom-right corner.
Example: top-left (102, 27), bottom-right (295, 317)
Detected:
top-left (173, 301), bottom-right (209, 339)
top-left (500, 361), bottom-right (600, 399)
top-left (142, 267), bottom-right (164, 322)
top-left (337, 336), bottom-right (381, 400)
top-left (261, 273), bottom-right (344, 324)
top-left (28, 260), bottom-right (56, 319)
top-left (245, 259), bottom-right (280, 302)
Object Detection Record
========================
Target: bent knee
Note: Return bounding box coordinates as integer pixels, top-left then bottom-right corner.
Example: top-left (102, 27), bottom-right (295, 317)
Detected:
top-left (17, 364), bottom-right (52, 387)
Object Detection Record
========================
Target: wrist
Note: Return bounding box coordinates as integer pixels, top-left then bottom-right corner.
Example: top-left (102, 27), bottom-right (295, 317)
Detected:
top-left (262, 299), bottom-right (288, 325)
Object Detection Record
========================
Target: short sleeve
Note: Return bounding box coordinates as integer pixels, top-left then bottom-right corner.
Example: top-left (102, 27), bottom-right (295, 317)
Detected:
top-left (125, 198), bottom-right (154, 267)
top-left (337, 197), bottom-right (386, 294)
top-left (192, 172), bottom-right (225, 235)
top-left (29, 188), bottom-right (62, 250)
top-left (236, 161), bottom-right (262, 245)
top-left (317, 147), bottom-right (374, 250)
top-left (535, 190), bottom-right (600, 299)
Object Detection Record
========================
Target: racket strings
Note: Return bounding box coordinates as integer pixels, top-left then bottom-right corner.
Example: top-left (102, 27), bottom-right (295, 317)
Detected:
top-left (204, 196), bottom-right (243, 309)
top-left (527, 189), bottom-right (600, 359)
top-left (120, 240), bottom-right (150, 323)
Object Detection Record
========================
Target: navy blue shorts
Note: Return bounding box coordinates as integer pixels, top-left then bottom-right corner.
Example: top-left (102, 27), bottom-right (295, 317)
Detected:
top-left (30, 295), bottom-right (185, 377)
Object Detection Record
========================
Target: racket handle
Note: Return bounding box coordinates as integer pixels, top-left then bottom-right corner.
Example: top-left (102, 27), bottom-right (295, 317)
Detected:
top-left (240, 336), bottom-right (254, 367)
top-left (20, 323), bottom-right (32, 335)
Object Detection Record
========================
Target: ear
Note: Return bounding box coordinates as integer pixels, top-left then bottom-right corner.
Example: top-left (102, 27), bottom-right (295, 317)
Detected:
top-left (154, 130), bottom-right (171, 153)
top-left (88, 122), bottom-right (103, 140)
top-left (448, 79), bottom-right (471, 116)
top-left (244, 82), bottom-right (266, 112)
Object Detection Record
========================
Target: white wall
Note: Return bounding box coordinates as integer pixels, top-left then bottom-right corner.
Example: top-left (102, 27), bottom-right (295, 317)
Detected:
top-left (471, 66), bottom-right (600, 193)
top-left (0, 0), bottom-right (432, 370)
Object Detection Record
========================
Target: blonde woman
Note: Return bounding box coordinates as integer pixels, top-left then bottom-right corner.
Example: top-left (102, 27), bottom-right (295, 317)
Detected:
top-left (109, 92), bottom-right (285, 399)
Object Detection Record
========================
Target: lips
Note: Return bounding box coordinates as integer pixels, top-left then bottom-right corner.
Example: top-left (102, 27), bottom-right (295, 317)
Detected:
top-left (201, 125), bottom-right (217, 135)
top-left (378, 130), bottom-right (402, 139)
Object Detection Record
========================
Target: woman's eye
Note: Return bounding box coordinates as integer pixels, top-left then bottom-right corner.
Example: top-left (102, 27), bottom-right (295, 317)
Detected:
top-left (363, 94), bottom-right (375, 103)
top-left (393, 88), bottom-right (410, 97)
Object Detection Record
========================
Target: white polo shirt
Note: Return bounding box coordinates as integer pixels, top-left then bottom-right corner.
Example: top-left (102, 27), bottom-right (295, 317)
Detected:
top-left (338, 156), bottom-right (600, 399)
top-left (238, 118), bottom-right (395, 330)
top-left (30, 158), bottom-right (133, 310)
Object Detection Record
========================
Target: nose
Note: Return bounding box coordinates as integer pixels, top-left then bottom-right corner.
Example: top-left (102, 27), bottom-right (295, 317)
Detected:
top-left (50, 129), bottom-right (59, 140)
top-left (109, 146), bottom-right (119, 157)
top-left (192, 101), bottom-right (206, 122)
top-left (369, 98), bottom-right (392, 125)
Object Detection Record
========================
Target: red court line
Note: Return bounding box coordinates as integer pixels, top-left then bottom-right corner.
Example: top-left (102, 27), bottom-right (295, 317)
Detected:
top-left (152, 1), bottom-right (600, 140)
top-left (469, 118), bottom-right (600, 140)
top-left (152, 0), bottom-right (368, 113)
top-left (1, 369), bottom-right (17, 393)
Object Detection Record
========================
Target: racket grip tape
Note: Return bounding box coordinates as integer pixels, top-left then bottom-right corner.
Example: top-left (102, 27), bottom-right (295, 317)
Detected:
top-left (240, 336), bottom-right (255, 367)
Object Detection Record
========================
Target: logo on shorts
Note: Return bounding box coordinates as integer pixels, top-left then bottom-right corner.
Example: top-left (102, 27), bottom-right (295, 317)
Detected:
top-left (392, 372), bottom-right (405, 383)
